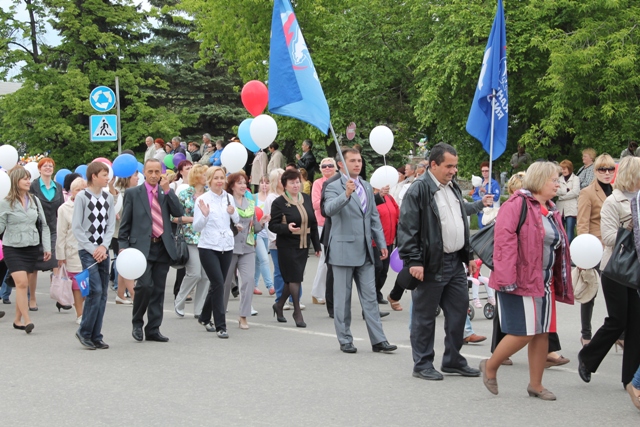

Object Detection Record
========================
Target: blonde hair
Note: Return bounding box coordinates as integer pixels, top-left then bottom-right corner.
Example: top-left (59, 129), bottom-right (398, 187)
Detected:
top-left (582, 148), bottom-right (597, 161)
top-left (70, 177), bottom-right (87, 193)
top-left (507, 172), bottom-right (525, 195)
top-left (205, 166), bottom-right (226, 188)
top-left (613, 156), bottom-right (640, 192)
top-left (5, 166), bottom-right (31, 207)
top-left (320, 157), bottom-right (336, 168)
top-left (268, 168), bottom-right (284, 194)
top-left (593, 153), bottom-right (615, 170)
top-left (523, 162), bottom-right (561, 194)
top-left (188, 164), bottom-right (208, 187)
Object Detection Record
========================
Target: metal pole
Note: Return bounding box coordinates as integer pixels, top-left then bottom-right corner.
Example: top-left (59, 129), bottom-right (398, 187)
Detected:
top-left (488, 89), bottom-right (496, 195)
top-left (115, 76), bottom-right (122, 155)
top-left (329, 122), bottom-right (350, 181)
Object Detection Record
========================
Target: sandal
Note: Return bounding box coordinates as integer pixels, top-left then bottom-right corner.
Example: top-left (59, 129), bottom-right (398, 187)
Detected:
top-left (386, 295), bottom-right (403, 311)
top-left (626, 383), bottom-right (640, 411)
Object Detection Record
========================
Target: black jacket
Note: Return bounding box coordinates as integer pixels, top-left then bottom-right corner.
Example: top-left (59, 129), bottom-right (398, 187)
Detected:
top-left (297, 151), bottom-right (318, 180)
top-left (30, 178), bottom-right (64, 233)
top-left (397, 173), bottom-right (483, 281)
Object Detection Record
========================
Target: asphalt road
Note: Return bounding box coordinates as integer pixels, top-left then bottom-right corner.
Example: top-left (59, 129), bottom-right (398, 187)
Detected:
top-left (2, 257), bottom-right (638, 426)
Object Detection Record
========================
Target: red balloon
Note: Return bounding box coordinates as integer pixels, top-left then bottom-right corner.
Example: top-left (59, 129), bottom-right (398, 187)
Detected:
top-left (241, 80), bottom-right (268, 117)
top-left (255, 206), bottom-right (264, 222)
top-left (93, 157), bottom-right (112, 166)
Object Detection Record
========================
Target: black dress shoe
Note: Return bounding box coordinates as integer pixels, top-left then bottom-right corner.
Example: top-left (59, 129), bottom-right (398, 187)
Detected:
top-left (441, 365), bottom-right (481, 377)
top-left (132, 327), bottom-right (143, 342)
top-left (2, 298), bottom-right (10, 304)
top-left (578, 353), bottom-right (591, 383)
top-left (372, 341), bottom-right (398, 353)
top-left (413, 367), bottom-right (444, 381)
top-left (146, 333), bottom-right (169, 342)
top-left (0, 311), bottom-right (4, 319)
top-left (379, 311), bottom-right (390, 318)
top-left (75, 331), bottom-right (96, 350)
top-left (92, 340), bottom-right (110, 349)
top-left (378, 298), bottom-right (389, 304)
top-left (340, 343), bottom-right (357, 353)
top-left (329, 312), bottom-right (334, 319)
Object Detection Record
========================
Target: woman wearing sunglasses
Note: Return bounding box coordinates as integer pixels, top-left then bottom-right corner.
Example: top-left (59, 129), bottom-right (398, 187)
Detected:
top-left (576, 153), bottom-right (616, 347)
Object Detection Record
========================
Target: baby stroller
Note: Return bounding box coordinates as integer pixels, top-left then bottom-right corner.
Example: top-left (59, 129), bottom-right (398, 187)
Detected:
top-left (467, 260), bottom-right (495, 320)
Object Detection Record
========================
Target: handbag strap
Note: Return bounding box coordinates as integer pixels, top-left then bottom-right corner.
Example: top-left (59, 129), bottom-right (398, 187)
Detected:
top-left (515, 194), bottom-right (527, 234)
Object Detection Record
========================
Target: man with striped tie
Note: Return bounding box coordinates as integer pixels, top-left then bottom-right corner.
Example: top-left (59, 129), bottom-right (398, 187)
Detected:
top-left (119, 159), bottom-right (184, 343)
top-left (324, 147), bottom-right (397, 355)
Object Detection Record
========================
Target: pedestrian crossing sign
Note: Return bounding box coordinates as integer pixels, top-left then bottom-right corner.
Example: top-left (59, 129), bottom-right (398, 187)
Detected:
top-left (90, 115), bottom-right (118, 142)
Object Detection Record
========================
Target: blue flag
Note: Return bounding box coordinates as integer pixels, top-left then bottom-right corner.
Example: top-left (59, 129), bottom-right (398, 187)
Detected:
top-left (466, 0), bottom-right (508, 161)
top-left (268, 0), bottom-right (330, 134)
top-left (75, 268), bottom-right (90, 297)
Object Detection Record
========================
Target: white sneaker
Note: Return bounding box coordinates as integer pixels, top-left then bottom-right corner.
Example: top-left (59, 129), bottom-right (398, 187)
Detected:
top-left (115, 296), bottom-right (132, 305)
top-left (300, 304), bottom-right (306, 311)
top-left (283, 302), bottom-right (293, 310)
top-left (251, 307), bottom-right (258, 316)
top-left (76, 316), bottom-right (82, 325)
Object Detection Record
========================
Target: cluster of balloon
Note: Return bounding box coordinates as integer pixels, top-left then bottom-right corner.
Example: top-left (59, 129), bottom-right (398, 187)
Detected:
top-left (570, 234), bottom-right (603, 269)
top-left (228, 80), bottom-right (279, 172)
top-left (368, 126), bottom-right (398, 190)
top-left (0, 145), bottom-right (18, 198)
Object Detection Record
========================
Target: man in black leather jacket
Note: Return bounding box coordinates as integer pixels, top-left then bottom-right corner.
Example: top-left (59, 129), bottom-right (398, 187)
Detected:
top-left (397, 143), bottom-right (492, 381)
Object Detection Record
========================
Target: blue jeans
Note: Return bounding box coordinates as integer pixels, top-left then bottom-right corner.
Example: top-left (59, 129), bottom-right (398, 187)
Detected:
top-left (633, 366), bottom-right (640, 390)
top-left (254, 234), bottom-right (273, 290)
top-left (77, 249), bottom-right (110, 342)
top-left (1, 271), bottom-right (12, 300)
top-left (464, 314), bottom-right (474, 339)
top-left (563, 216), bottom-right (576, 243)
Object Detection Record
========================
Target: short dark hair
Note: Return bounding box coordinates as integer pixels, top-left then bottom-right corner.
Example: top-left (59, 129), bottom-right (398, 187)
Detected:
top-left (428, 143), bottom-right (457, 166)
top-left (281, 169), bottom-right (302, 187)
top-left (63, 172), bottom-right (82, 192)
top-left (122, 149), bottom-right (135, 156)
top-left (269, 142), bottom-right (279, 150)
top-left (480, 161), bottom-right (490, 170)
top-left (303, 139), bottom-right (313, 149)
top-left (629, 140), bottom-right (638, 151)
top-left (86, 161), bottom-right (109, 184)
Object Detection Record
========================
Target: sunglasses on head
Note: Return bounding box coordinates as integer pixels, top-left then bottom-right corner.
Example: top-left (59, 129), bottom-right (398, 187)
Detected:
top-left (597, 167), bottom-right (615, 173)
top-left (321, 164), bottom-right (334, 169)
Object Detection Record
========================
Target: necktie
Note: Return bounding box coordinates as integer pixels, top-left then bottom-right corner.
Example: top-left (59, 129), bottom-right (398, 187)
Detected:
top-left (151, 188), bottom-right (164, 237)
top-left (355, 180), bottom-right (367, 213)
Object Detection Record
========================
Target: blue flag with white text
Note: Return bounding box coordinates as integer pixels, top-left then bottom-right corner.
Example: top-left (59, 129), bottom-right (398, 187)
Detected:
top-left (466, 0), bottom-right (508, 161)
top-left (268, 0), bottom-right (331, 134)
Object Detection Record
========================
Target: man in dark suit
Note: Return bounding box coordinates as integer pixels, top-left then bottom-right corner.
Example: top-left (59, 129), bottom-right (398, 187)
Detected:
top-left (119, 159), bottom-right (184, 342)
top-left (296, 139), bottom-right (318, 182)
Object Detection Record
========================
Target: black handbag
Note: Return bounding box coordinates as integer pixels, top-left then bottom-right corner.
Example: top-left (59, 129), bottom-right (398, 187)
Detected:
top-left (469, 194), bottom-right (527, 271)
top-left (227, 195), bottom-right (239, 236)
top-left (171, 221), bottom-right (190, 269)
top-left (602, 227), bottom-right (640, 290)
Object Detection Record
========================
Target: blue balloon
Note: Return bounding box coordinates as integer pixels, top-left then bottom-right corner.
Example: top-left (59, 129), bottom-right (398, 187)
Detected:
top-left (238, 118), bottom-right (260, 153)
top-left (137, 162), bottom-right (144, 174)
top-left (74, 164), bottom-right (88, 179)
top-left (55, 169), bottom-right (72, 186)
top-left (112, 154), bottom-right (138, 178)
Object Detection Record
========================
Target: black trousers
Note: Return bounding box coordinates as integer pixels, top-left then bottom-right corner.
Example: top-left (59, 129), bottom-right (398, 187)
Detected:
top-left (491, 309), bottom-right (562, 353)
top-left (373, 245), bottom-right (393, 301)
top-left (198, 248), bottom-right (233, 331)
top-left (411, 252), bottom-right (468, 371)
top-left (325, 261), bottom-right (334, 316)
top-left (579, 275), bottom-right (640, 385)
top-left (132, 242), bottom-right (171, 335)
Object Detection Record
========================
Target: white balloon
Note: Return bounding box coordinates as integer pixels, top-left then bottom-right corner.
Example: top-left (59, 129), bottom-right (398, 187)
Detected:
top-left (116, 248), bottom-right (147, 280)
top-left (221, 142), bottom-right (248, 173)
top-left (369, 126), bottom-right (394, 156)
top-left (370, 166), bottom-right (398, 190)
top-left (0, 170), bottom-right (10, 199)
top-left (113, 189), bottom-right (123, 213)
top-left (570, 234), bottom-right (604, 269)
top-left (249, 114), bottom-right (278, 149)
top-left (471, 175), bottom-right (482, 187)
top-left (24, 162), bottom-right (40, 182)
top-left (0, 145), bottom-right (19, 170)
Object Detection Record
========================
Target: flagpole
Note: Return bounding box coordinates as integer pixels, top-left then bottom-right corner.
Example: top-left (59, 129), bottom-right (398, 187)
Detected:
top-left (329, 122), bottom-right (350, 181)
top-left (488, 89), bottom-right (496, 196)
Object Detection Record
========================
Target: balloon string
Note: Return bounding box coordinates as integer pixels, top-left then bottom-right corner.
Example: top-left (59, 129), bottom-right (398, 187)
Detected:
top-left (383, 155), bottom-right (387, 166)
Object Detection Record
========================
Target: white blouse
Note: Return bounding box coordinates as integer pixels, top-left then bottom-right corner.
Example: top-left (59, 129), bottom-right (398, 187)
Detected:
top-left (193, 190), bottom-right (240, 252)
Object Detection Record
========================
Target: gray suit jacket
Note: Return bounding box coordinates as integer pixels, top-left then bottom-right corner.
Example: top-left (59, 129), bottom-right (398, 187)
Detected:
top-left (324, 175), bottom-right (386, 267)
top-left (118, 184), bottom-right (184, 260)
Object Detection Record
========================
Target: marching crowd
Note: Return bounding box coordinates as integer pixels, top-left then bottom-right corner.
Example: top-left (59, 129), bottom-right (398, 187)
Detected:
top-left (1, 137), bottom-right (640, 412)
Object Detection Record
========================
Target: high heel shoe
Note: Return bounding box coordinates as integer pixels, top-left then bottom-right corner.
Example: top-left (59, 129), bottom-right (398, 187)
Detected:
top-left (13, 323), bottom-right (26, 330)
top-left (272, 303), bottom-right (287, 323)
top-left (580, 337), bottom-right (590, 347)
top-left (56, 302), bottom-right (72, 312)
top-left (615, 339), bottom-right (625, 352)
top-left (292, 313), bottom-right (306, 328)
top-left (238, 317), bottom-right (249, 330)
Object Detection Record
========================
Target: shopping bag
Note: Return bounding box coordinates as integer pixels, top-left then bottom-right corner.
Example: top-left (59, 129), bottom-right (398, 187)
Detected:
top-left (50, 264), bottom-right (74, 306)
top-left (75, 268), bottom-right (91, 298)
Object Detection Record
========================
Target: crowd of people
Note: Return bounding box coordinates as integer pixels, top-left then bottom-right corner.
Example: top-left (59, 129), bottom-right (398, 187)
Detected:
top-left (2, 138), bottom-right (640, 412)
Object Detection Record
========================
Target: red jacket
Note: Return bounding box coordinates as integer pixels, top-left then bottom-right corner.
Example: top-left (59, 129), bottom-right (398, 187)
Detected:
top-left (489, 190), bottom-right (574, 304)
top-left (376, 194), bottom-right (400, 247)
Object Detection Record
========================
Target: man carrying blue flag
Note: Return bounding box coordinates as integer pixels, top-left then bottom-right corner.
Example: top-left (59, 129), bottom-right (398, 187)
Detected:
top-left (466, 0), bottom-right (508, 164)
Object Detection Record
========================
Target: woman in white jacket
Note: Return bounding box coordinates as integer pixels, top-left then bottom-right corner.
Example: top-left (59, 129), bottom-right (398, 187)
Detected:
top-left (56, 177), bottom-right (87, 324)
top-left (193, 166), bottom-right (239, 339)
top-left (557, 160), bottom-right (581, 242)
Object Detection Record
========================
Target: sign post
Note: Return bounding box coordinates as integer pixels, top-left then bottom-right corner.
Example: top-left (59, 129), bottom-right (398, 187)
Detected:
top-left (89, 85), bottom-right (118, 143)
